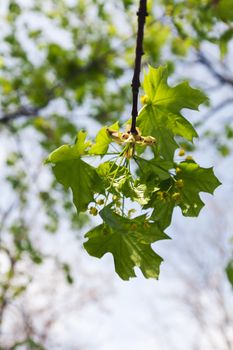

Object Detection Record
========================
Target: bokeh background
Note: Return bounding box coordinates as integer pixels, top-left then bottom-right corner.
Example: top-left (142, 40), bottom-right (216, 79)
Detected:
top-left (1, 1), bottom-right (233, 349)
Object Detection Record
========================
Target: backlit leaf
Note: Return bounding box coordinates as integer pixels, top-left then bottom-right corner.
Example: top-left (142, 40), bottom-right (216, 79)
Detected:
top-left (89, 122), bottom-right (119, 155)
top-left (46, 132), bottom-right (104, 213)
top-left (137, 66), bottom-right (207, 159)
top-left (46, 130), bottom-right (91, 163)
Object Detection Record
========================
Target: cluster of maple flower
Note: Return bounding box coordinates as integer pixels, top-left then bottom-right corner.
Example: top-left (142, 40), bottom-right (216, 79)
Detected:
top-left (106, 125), bottom-right (156, 146)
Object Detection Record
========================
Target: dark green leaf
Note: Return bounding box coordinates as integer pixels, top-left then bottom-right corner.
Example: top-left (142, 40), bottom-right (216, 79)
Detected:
top-left (84, 206), bottom-right (169, 280)
top-left (52, 158), bottom-right (103, 213)
top-left (136, 156), bottom-right (173, 181)
top-left (150, 197), bottom-right (175, 230)
top-left (176, 161), bottom-right (221, 216)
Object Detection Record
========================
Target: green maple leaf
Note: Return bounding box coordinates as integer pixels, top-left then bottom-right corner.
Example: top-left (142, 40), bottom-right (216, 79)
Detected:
top-left (97, 161), bottom-right (131, 195)
top-left (150, 197), bottom-right (175, 230)
top-left (46, 130), bottom-right (91, 162)
top-left (137, 66), bottom-right (207, 159)
top-left (97, 162), bottom-right (148, 204)
top-left (97, 161), bottom-right (157, 205)
top-left (129, 182), bottom-right (155, 205)
top-left (134, 157), bottom-right (173, 208)
top-left (145, 159), bottom-right (221, 227)
top-left (135, 156), bottom-right (173, 181)
top-left (176, 161), bottom-right (221, 216)
top-left (46, 131), bottom-right (104, 213)
top-left (89, 122), bottom-right (119, 155)
top-left (84, 206), bottom-right (169, 280)
top-left (142, 175), bottom-right (175, 230)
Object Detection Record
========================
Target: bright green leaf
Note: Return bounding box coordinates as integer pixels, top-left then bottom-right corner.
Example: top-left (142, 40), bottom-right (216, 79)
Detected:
top-left (129, 182), bottom-right (154, 205)
top-left (45, 131), bottom-right (91, 163)
top-left (46, 132), bottom-right (104, 213)
top-left (219, 28), bottom-right (233, 58)
top-left (137, 107), bottom-right (179, 160)
top-left (97, 161), bottom-right (131, 195)
top-left (137, 66), bottom-right (207, 159)
top-left (89, 122), bottom-right (119, 155)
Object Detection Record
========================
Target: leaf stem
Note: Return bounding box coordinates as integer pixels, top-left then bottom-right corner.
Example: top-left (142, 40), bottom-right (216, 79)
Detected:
top-left (130, 0), bottom-right (148, 135)
top-left (86, 152), bottom-right (120, 156)
top-left (104, 153), bottom-right (126, 206)
top-left (133, 156), bottom-right (145, 174)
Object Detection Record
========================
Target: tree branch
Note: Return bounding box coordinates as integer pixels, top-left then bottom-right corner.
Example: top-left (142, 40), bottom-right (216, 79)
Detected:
top-left (130, 0), bottom-right (148, 134)
top-left (0, 106), bottom-right (40, 124)
top-left (202, 97), bottom-right (233, 122)
top-left (198, 52), bottom-right (233, 87)
top-left (0, 83), bottom-right (60, 124)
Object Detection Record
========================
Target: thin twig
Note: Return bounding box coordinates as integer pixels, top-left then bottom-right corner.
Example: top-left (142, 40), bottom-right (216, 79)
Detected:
top-left (198, 51), bottom-right (233, 86)
top-left (0, 106), bottom-right (40, 124)
top-left (202, 97), bottom-right (233, 122)
top-left (130, 0), bottom-right (148, 134)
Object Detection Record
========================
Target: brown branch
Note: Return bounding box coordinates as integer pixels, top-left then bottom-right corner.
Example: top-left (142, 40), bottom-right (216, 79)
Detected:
top-left (130, 0), bottom-right (148, 134)
top-left (202, 97), bottom-right (233, 122)
top-left (0, 106), bottom-right (40, 124)
top-left (198, 52), bottom-right (233, 87)
top-left (0, 83), bottom-right (60, 124)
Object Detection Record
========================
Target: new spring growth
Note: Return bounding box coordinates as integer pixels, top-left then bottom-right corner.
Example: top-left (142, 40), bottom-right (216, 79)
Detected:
top-left (106, 125), bottom-right (156, 147)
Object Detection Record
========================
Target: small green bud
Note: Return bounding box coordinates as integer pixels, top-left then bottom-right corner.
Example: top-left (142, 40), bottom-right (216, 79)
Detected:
top-left (176, 179), bottom-right (184, 189)
top-left (140, 94), bottom-right (149, 105)
top-left (178, 148), bottom-right (185, 156)
top-left (172, 192), bottom-right (181, 202)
